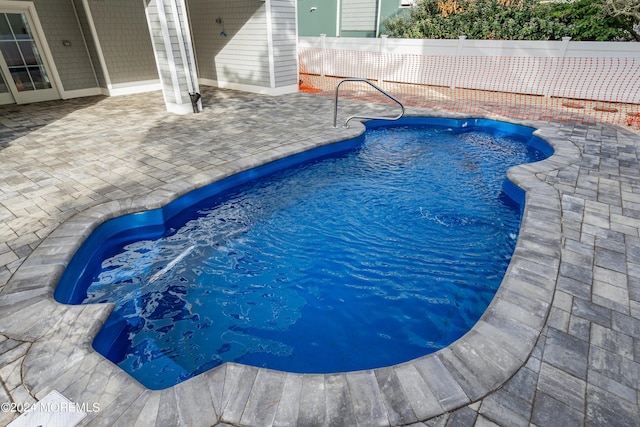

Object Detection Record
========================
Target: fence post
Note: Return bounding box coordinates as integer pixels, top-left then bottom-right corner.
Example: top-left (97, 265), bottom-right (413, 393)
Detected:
top-left (320, 34), bottom-right (326, 77)
top-left (378, 35), bottom-right (388, 85)
top-left (560, 36), bottom-right (571, 57)
top-left (544, 36), bottom-right (571, 98)
top-left (451, 35), bottom-right (466, 89)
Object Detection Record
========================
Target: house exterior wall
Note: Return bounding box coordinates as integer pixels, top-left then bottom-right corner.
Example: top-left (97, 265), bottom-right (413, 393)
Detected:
top-left (184, 0), bottom-right (217, 82)
top-left (188, 0), bottom-right (298, 94)
top-left (14, 0), bottom-right (97, 93)
top-left (341, 0), bottom-right (377, 36)
top-left (297, 0), bottom-right (409, 37)
top-left (270, 0), bottom-right (298, 87)
top-left (298, 0), bottom-right (338, 37)
top-left (72, 0), bottom-right (105, 88)
top-left (87, 0), bottom-right (158, 85)
top-left (189, 0), bottom-right (271, 88)
top-left (4, 0), bottom-right (157, 96)
top-left (215, 0), bottom-right (270, 88)
top-left (1, 0), bottom-right (298, 108)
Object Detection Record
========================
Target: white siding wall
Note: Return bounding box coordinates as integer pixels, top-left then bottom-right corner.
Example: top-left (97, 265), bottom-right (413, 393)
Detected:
top-left (184, 0), bottom-right (218, 82)
top-left (190, 0), bottom-right (270, 88)
top-left (188, 0), bottom-right (297, 93)
top-left (270, 0), bottom-right (298, 87)
top-left (215, 3), bottom-right (270, 88)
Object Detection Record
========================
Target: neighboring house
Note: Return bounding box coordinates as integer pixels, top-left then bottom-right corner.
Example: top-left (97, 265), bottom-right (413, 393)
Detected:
top-left (0, 0), bottom-right (299, 113)
top-left (297, 0), bottom-right (414, 37)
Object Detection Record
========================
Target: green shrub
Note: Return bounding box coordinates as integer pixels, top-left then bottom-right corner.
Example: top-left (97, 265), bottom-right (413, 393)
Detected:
top-left (549, 0), bottom-right (637, 41)
top-left (384, 0), bottom-right (638, 41)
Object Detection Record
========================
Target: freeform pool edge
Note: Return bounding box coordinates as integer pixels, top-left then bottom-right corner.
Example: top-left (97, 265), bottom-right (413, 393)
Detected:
top-left (1, 113), bottom-right (579, 426)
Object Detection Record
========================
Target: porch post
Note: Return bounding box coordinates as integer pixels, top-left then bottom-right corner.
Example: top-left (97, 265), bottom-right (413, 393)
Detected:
top-left (144, 0), bottom-right (201, 114)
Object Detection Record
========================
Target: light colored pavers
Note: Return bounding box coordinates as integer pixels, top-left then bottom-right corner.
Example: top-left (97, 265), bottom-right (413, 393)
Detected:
top-left (0, 87), bottom-right (639, 426)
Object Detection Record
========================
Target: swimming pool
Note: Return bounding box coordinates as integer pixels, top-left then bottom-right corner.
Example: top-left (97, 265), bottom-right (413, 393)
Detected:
top-left (54, 117), bottom-right (552, 390)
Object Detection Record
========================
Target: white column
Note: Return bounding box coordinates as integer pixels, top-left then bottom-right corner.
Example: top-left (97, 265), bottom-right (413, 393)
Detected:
top-left (144, 0), bottom-right (201, 114)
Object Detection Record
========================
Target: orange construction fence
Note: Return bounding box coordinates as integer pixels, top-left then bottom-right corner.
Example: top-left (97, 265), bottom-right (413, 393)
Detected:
top-left (299, 48), bottom-right (640, 131)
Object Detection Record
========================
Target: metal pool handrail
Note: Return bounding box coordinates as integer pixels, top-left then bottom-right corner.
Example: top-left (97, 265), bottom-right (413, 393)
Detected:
top-left (333, 78), bottom-right (405, 128)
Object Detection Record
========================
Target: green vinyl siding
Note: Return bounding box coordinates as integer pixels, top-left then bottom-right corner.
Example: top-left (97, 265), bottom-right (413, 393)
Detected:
top-left (298, 0), bottom-right (337, 37)
top-left (297, 0), bottom-right (411, 37)
top-left (341, 0), bottom-right (377, 32)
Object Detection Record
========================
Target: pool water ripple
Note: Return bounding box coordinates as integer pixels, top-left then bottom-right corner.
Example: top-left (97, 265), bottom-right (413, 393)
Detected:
top-left (59, 119), bottom-right (549, 389)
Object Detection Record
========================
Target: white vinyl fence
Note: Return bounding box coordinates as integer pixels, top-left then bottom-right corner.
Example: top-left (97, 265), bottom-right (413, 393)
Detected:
top-left (299, 36), bottom-right (640, 104)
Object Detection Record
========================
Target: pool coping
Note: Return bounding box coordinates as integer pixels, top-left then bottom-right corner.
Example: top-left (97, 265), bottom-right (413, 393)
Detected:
top-left (0, 113), bottom-right (580, 426)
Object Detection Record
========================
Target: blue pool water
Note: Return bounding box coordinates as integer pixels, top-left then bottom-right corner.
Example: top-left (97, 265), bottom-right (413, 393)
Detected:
top-left (55, 118), bottom-right (551, 390)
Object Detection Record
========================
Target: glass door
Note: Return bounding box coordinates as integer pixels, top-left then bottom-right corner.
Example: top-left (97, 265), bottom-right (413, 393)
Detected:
top-left (0, 11), bottom-right (59, 104)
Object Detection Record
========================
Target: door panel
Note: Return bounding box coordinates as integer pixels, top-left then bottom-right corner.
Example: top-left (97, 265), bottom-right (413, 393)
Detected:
top-left (0, 10), bottom-right (58, 104)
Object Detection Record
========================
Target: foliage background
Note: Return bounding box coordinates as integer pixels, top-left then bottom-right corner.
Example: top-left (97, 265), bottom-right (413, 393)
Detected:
top-left (384, 0), bottom-right (640, 41)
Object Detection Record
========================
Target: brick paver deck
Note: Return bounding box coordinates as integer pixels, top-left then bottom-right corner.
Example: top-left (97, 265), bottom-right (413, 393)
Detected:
top-left (0, 88), bottom-right (638, 426)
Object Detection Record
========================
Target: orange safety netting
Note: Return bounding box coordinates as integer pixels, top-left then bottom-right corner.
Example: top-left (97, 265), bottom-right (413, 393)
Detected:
top-left (299, 48), bottom-right (640, 131)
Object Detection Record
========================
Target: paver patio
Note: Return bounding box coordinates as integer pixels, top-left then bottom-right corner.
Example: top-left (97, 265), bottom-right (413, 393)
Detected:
top-left (0, 87), bottom-right (638, 426)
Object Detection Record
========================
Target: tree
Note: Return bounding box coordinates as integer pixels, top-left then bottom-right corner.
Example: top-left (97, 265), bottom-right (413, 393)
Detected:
top-left (607, 0), bottom-right (640, 21)
top-left (606, 0), bottom-right (640, 40)
top-left (385, 0), bottom-right (568, 39)
top-left (384, 0), bottom-right (638, 41)
top-left (550, 0), bottom-right (639, 41)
